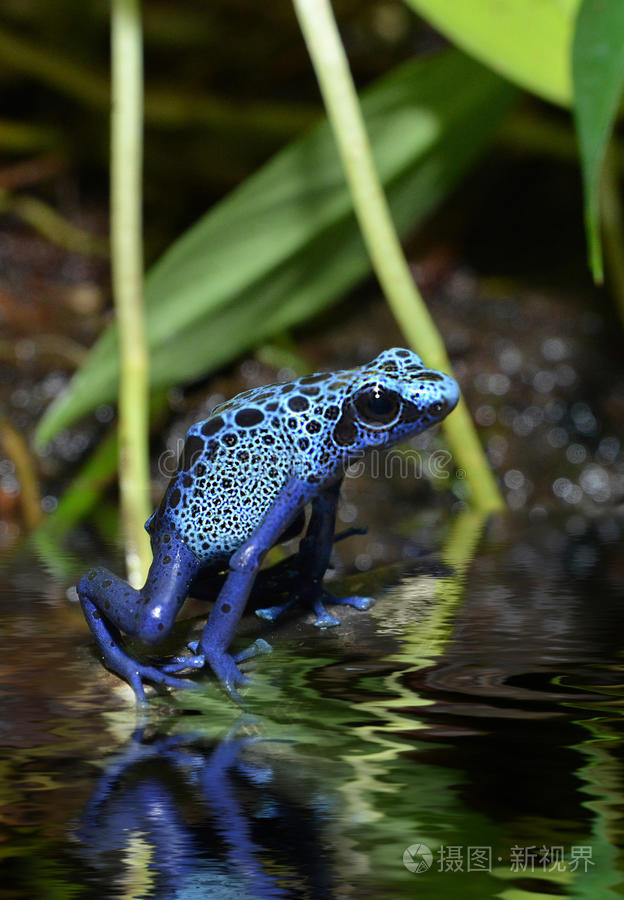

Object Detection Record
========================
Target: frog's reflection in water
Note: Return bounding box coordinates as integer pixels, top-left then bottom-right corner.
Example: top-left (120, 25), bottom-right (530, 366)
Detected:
top-left (76, 723), bottom-right (333, 899)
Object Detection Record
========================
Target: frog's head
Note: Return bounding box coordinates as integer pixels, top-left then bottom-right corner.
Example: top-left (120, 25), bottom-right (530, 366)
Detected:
top-left (333, 348), bottom-right (459, 452)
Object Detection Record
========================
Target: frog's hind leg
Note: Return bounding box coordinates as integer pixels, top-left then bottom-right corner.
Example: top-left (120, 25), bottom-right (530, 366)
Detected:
top-left (77, 528), bottom-right (202, 704)
top-left (256, 481), bottom-right (373, 628)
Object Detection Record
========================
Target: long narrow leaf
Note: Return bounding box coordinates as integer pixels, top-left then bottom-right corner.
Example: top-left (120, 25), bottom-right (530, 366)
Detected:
top-left (572, 0), bottom-right (624, 282)
top-left (36, 50), bottom-right (516, 447)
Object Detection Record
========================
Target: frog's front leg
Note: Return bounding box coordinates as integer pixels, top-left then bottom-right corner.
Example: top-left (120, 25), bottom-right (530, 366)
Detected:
top-left (163, 478), bottom-right (311, 700)
top-left (256, 480), bottom-right (374, 627)
top-left (77, 528), bottom-right (202, 704)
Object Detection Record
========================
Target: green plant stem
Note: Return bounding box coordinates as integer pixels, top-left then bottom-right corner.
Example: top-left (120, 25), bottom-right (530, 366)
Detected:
top-left (111, 0), bottom-right (151, 586)
top-left (292, 0), bottom-right (503, 512)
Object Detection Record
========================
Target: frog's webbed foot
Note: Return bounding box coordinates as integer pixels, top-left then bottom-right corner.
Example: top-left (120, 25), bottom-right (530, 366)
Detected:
top-left (161, 648), bottom-right (206, 674)
top-left (233, 637), bottom-right (273, 663)
top-left (207, 652), bottom-right (252, 704)
top-left (255, 585), bottom-right (374, 627)
top-left (77, 530), bottom-right (204, 706)
top-left (162, 639), bottom-right (272, 703)
top-left (255, 599), bottom-right (296, 623)
top-left (312, 589), bottom-right (374, 628)
top-left (163, 637), bottom-right (272, 673)
top-left (78, 579), bottom-right (201, 706)
top-left (118, 659), bottom-right (200, 707)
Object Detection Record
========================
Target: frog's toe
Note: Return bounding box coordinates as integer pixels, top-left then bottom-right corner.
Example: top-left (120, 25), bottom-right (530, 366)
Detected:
top-left (122, 662), bottom-right (200, 705)
top-left (126, 670), bottom-right (148, 706)
top-left (234, 638), bottom-right (273, 664)
top-left (161, 653), bottom-right (206, 674)
top-left (255, 600), bottom-right (295, 622)
top-left (140, 664), bottom-right (201, 692)
top-left (313, 612), bottom-right (341, 628)
top-left (324, 592), bottom-right (375, 611)
top-left (312, 598), bottom-right (341, 628)
top-left (206, 651), bottom-right (252, 703)
top-left (312, 590), bottom-right (375, 626)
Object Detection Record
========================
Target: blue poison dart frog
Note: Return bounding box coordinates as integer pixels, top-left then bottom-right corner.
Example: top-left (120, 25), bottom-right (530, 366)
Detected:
top-left (77, 348), bottom-right (459, 704)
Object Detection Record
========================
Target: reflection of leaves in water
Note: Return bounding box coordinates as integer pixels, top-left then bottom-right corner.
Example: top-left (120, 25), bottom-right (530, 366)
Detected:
top-left (569, 707), bottom-right (624, 896)
top-left (149, 511), bottom-right (497, 893)
top-left (5, 513), bottom-right (624, 897)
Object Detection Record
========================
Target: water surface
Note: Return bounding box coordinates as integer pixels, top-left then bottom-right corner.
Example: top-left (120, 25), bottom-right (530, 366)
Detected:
top-left (1, 513), bottom-right (623, 898)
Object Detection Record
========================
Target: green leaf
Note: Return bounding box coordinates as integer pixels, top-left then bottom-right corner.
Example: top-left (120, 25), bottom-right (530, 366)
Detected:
top-left (35, 50), bottom-right (516, 447)
top-left (572, 0), bottom-right (624, 282)
top-left (404, 0), bottom-right (581, 106)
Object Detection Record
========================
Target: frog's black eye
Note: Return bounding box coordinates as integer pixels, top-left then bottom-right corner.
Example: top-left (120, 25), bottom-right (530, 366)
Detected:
top-left (353, 385), bottom-right (401, 427)
top-left (431, 400), bottom-right (445, 415)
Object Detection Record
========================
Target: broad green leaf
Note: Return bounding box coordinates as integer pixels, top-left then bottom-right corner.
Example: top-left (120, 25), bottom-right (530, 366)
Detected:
top-left (404, 0), bottom-right (581, 106)
top-left (36, 50), bottom-right (516, 447)
top-left (572, 0), bottom-right (624, 282)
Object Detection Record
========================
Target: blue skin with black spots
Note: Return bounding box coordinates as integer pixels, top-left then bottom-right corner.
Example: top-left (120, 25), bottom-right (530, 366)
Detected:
top-left (77, 348), bottom-right (459, 704)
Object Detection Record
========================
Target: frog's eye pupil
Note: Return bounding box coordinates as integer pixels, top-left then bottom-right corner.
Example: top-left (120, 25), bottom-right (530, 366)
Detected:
top-left (368, 393), bottom-right (394, 416)
top-left (431, 401), bottom-right (444, 414)
top-left (354, 386), bottom-right (400, 427)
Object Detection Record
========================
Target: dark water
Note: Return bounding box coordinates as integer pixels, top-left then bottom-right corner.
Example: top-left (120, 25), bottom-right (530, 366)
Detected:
top-left (1, 512), bottom-right (623, 898)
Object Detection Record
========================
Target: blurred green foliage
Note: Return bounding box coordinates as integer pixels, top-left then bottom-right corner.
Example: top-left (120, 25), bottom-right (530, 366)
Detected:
top-left (0, 0), bottom-right (621, 519)
top-left (572, 0), bottom-right (624, 282)
top-left (36, 49), bottom-right (515, 446)
top-left (406, 0), bottom-right (624, 286)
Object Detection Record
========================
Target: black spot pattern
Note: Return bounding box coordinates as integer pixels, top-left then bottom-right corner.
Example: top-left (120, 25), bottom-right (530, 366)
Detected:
top-left (419, 371), bottom-right (444, 382)
top-left (201, 417), bottom-right (224, 436)
top-left (149, 348), bottom-right (458, 563)
top-left (333, 413), bottom-right (358, 446)
top-left (235, 408), bottom-right (264, 427)
top-left (288, 395), bottom-right (309, 412)
top-left (181, 435), bottom-right (204, 470)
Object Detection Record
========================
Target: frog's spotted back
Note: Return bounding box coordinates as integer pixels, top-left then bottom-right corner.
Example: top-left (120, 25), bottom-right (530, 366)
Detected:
top-left (152, 348), bottom-right (459, 562)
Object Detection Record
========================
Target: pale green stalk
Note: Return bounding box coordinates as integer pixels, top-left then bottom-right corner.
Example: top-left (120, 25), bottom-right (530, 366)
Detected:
top-left (293, 0), bottom-right (503, 512)
top-left (111, 0), bottom-right (151, 585)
